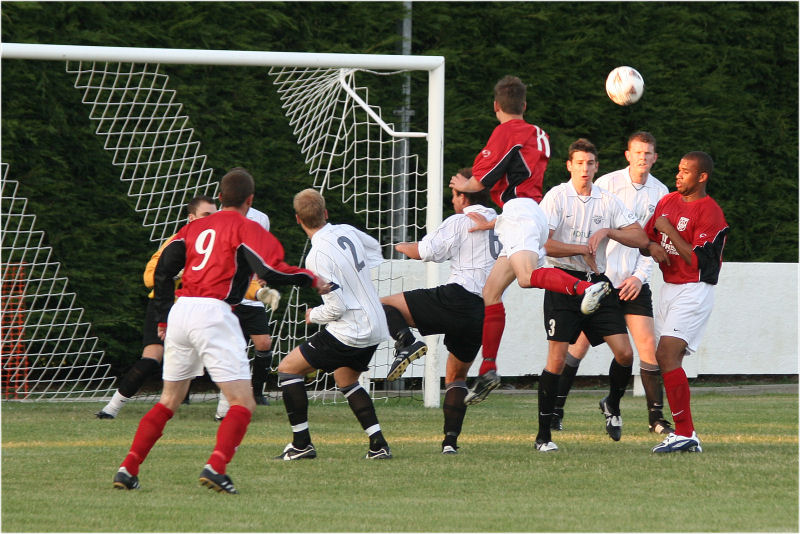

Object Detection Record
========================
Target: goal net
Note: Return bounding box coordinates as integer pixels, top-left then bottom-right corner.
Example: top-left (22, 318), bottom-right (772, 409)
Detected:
top-left (1, 44), bottom-right (445, 407)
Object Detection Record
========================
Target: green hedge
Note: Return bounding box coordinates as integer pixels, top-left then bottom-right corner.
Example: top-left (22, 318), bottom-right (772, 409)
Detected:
top-left (2, 2), bottom-right (797, 368)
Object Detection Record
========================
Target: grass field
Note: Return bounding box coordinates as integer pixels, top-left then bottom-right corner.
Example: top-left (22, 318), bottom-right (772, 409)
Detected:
top-left (2, 391), bottom-right (797, 532)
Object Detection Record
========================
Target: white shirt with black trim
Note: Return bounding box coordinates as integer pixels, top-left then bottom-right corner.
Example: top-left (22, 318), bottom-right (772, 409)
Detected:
top-left (417, 204), bottom-right (499, 296)
top-left (540, 180), bottom-right (637, 275)
top-left (306, 223), bottom-right (389, 348)
top-left (594, 168), bottom-right (669, 288)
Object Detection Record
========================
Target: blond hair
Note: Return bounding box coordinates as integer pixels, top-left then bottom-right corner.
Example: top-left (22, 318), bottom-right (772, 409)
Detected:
top-left (293, 188), bottom-right (327, 229)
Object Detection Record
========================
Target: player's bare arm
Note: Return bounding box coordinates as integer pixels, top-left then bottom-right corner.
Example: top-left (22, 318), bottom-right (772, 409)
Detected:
top-left (395, 242), bottom-right (421, 259)
top-left (449, 173), bottom-right (485, 193)
top-left (603, 222), bottom-right (650, 250)
top-left (544, 233), bottom-right (599, 273)
top-left (465, 211), bottom-right (496, 233)
top-left (653, 216), bottom-right (693, 264)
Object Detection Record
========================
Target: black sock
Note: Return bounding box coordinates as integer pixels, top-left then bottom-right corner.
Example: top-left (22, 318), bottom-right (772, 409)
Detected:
top-left (554, 353), bottom-right (581, 415)
top-left (341, 383), bottom-right (387, 449)
top-left (382, 304), bottom-right (415, 346)
top-left (536, 370), bottom-right (559, 443)
top-left (251, 349), bottom-right (272, 397)
top-left (279, 372), bottom-right (311, 448)
top-left (640, 366), bottom-right (665, 423)
top-left (443, 381), bottom-right (468, 447)
top-left (118, 357), bottom-right (161, 398)
top-left (608, 359), bottom-right (633, 411)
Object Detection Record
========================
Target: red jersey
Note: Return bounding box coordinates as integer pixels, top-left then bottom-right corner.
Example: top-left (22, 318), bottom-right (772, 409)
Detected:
top-left (644, 192), bottom-right (729, 285)
top-left (153, 210), bottom-right (315, 322)
top-left (472, 119), bottom-right (550, 206)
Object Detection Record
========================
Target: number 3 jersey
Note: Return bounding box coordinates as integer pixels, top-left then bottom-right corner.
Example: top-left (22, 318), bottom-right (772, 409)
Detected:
top-left (306, 223), bottom-right (389, 347)
top-left (153, 210), bottom-right (315, 322)
top-left (644, 191), bottom-right (729, 285)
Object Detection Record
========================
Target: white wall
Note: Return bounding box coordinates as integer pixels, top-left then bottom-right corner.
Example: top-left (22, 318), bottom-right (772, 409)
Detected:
top-left (381, 261), bottom-right (799, 378)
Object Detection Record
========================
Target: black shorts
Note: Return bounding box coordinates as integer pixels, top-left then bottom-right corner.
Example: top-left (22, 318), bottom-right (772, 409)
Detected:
top-left (232, 303), bottom-right (271, 338)
top-left (403, 283), bottom-right (484, 363)
top-left (299, 329), bottom-right (377, 373)
top-left (616, 283), bottom-right (654, 317)
top-left (543, 271), bottom-right (627, 346)
top-left (142, 299), bottom-right (164, 347)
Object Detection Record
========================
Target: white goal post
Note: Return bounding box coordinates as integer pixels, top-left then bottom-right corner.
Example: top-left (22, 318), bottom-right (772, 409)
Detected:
top-left (1, 43), bottom-right (446, 407)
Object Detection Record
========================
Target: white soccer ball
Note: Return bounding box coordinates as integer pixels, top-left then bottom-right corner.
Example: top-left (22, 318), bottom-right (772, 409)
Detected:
top-left (605, 66), bottom-right (645, 106)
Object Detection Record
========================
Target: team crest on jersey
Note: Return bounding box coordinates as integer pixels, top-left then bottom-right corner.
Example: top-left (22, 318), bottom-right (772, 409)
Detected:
top-left (648, 205), bottom-right (655, 214)
top-left (593, 215), bottom-right (603, 225)
top-left (677, 217), bottom-right (690, 231)
top-left (482, 149), bottom-right (492, 158)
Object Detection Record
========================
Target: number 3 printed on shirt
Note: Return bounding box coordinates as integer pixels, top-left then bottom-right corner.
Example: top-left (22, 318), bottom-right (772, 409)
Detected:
top-left (192, 229), bottom-right (216, 270)
top-left (337, 236), bottom-right (365, 272)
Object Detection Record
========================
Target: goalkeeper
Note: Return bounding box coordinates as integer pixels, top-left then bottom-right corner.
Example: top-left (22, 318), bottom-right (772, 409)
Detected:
top-left (96, 199), bottom-right (282, 419)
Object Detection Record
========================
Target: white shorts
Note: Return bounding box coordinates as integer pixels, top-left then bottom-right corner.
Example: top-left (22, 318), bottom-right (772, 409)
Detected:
top-left (655, 282), bottom-right (715, 354)
top-left (162, 297), bottom-right (250, 382)
top-left (495, 197), bottom-right (548, 266)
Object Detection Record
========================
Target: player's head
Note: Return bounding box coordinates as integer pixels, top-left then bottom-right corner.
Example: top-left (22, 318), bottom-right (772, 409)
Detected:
top-left (451, 167), bottom-right (491, 213)
top-left (220, 167), bottom-right (255, 208)
top-left (294, 188), bottom-right (328, 230)
top-left (566, 138), bottom-right (599, 185)
top-left (625, 131), bottom-right (658, 178)
top-left (493, 75), bottom-right (526, 115)
top-left (676, 151), bottom-right (713, 196)
top-left (186, 195), bottom-right (217, 222)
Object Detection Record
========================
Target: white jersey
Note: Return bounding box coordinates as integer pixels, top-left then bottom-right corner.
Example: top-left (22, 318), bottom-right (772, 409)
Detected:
top-left (240, 206), bottom-right (272, 307)
top-left (540, 180), bottom-right (637, 274)
top-left (417, 204), bottom-right (499, 296)
top-left (595, 168), bottom-right (669, 287)
top-left (306, 223), bottom-right (389, 347)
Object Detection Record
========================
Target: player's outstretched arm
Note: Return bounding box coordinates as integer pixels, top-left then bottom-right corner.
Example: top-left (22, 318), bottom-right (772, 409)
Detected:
top-left (395, 242), bottom-right (421, 260)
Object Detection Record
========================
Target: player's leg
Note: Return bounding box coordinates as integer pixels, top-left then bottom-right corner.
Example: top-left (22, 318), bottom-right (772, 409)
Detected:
top-left (99, 300), bottom-right (165, 419)
top-left (442, 354), bottom-right (471, 454)
top-left (467, 256), bottom-right (515, 401)
top-left (655, 336), bottom-right (693, 435)
top-left (626, 313), bottom-right (672, 434)
top-left (382, 293), bottom-right (427, 381)
top-left (249, 333), bottom-right (273, 406)
top-left (199, 378), bottom-right (254, 493)
top-left (535, 341), bottom-right (569, 451)
top-left (599, 333), bottom-right (633, 442)
top-left (232, 304), bottom-right (273, 408)
top-left (651, 335), bottom-right (703, 453)
top-left (334, 365), bottom-right (391, 459)
top-left (552, 333), bottom-right (590, 430)
top-left (114, 378), bottom-right (188, 490)
top-left (275, 346), bottom-right (317, 459)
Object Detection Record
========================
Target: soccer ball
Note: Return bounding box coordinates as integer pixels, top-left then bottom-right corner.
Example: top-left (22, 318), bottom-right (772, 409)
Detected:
top-left (605, 66), bottom-right (645, 106)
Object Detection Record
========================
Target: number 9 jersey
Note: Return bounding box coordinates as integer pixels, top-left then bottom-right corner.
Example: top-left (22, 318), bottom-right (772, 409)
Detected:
top-left (153, 210), bottom-right (316, 323)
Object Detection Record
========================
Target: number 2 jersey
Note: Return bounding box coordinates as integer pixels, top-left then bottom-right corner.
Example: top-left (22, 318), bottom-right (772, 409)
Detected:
top-left (644, 192), bottom-right (729, 285)
top-left (153, 209), bottom-right (316, 323)
top-left (305, 223), bottom-right (389, 348)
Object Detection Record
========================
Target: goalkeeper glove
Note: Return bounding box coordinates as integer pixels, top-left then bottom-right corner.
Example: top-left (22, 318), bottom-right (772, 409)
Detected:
top-left (256, 286), bottom-right (281, 311)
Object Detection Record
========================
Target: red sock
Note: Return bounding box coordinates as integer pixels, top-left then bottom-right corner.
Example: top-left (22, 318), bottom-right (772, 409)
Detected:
top-left (121, 402), bottom-right (173, 476)
top-left (529, 268), bottom-right (590, 295)
top-left (662, 367), bottom-right (694, 437)
top-left (479, 303), bottom-right (505, 374)
top-left (207, 404), bottom-right (252, 474)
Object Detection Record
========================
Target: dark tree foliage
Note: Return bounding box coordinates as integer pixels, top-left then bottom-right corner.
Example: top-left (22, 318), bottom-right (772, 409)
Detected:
top-left (2, 2), bottom-right (797, 368)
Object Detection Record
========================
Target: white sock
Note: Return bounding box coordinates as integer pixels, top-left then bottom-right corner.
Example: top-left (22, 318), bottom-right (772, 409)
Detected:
top-left (215, 393), bottom-right (230, 419)
top-left (102, 391), bottom-right (130, 417)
